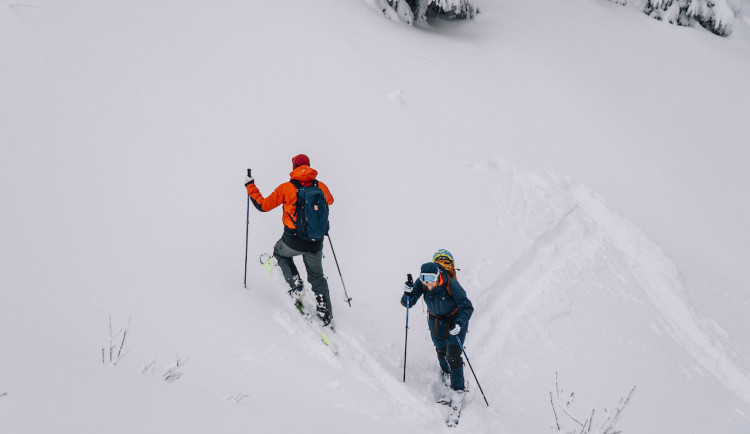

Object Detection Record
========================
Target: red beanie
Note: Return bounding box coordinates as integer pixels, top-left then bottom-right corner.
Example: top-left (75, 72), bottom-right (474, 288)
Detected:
top-left (292, 154), bottom-right (310, 168)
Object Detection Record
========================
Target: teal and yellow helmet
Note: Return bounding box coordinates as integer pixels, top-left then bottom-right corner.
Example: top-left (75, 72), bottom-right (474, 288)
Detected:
top-left (433, 249), bottom-right (454, 264)
top-left (433, 249), bottom-right (456, 278)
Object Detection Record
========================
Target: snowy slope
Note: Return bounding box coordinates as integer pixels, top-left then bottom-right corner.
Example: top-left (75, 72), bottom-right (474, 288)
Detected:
top-left (2, 0), bottom-right (750, 433)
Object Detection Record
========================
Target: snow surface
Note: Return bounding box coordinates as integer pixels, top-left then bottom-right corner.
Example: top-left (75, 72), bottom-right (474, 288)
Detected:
top-left (2, 0), bottom-right (750, 433)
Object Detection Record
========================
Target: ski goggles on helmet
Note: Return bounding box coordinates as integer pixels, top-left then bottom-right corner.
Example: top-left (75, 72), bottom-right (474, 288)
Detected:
top-left (419, 272), bottom-right (440, 283)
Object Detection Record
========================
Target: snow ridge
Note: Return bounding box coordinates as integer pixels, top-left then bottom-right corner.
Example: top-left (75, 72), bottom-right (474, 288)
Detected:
top-left (470, 161), bottom-right (750, 409)
top-left (571, 183), bottom-right (750, 406)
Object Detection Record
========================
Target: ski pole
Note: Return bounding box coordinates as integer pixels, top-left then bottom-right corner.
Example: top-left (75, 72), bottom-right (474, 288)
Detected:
top-left (243, 169), bottom-right (251, 288)
top-left (456, 335), bottom-right (489, 406)
top-left (403, 273), bottom-right (412, 382)
top-left (326, 233), bottom-right (352, 307)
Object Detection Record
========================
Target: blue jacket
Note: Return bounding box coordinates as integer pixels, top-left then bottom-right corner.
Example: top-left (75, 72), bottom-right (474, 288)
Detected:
top-left (401, 268), bottom-right (473, 332)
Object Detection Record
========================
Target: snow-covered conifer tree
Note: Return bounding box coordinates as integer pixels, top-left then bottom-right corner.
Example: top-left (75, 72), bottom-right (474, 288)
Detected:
top-left (385, 0), bottom-right (476, 24)
top-left (645, 0), bottom-right (740, 36)
top-left (382, 0), bottom-right (415, 24)
top-left (421, 0), bottom-right (476, 20)
top-left (615, 0), bottom-right (742, 36)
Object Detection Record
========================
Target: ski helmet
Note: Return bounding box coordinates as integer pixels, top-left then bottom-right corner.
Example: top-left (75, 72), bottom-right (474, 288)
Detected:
top-left (433, 249), bottom-right (454, 264)
top-left (433, 249), bottom-right (456, 278)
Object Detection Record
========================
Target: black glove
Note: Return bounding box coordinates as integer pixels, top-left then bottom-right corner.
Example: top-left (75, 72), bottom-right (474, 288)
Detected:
top-left (403, 273), bottom-right (414, 293)
top-left (244, 168), bottom-right (254, 186)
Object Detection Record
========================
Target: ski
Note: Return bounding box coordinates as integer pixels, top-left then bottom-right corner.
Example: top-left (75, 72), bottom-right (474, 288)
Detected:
top-left (446, 403), bottom-right (463, 427)
top-left (445, 390), bottom-right (467, 427)
top-left (436, 372), bottom-right (452, 405)
top-left (260, 253), bottom-right (338, 355)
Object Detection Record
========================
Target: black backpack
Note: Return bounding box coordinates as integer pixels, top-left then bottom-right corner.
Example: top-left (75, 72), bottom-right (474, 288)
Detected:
top-left (288, 179), bottom-right (329, 241)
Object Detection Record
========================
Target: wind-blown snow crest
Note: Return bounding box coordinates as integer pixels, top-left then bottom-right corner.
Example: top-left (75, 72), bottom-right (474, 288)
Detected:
top-left (463, 161), bottom-right (750, 424)
top-left (571, 182), bottom-right (750, 406)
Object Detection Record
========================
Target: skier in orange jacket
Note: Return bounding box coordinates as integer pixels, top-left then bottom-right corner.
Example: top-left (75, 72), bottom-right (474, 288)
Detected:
top-left (245, 154), bottom-right (335, 325)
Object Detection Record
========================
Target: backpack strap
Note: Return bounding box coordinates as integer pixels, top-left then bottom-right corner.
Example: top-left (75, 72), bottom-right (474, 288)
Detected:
top-left (426, 274), bottom-right (456, 319)
top-left (286, 180), bottom-right (301, 224)
top-left (289, 179), bottom-right (317, 189)
top-left (428, 306), bottom-right (460, 319)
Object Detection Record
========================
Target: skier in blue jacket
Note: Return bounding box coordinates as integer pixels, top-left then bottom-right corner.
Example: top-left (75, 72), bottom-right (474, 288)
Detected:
top-left (401, 251), bottom-right (474, 405)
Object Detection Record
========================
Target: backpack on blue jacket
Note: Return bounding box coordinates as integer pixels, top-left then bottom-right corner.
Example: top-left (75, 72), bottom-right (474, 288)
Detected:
top-left (289, 179), bottom-right (329, 241)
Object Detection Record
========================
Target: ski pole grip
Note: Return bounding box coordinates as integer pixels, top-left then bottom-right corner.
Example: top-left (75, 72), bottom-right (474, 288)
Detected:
top-left (407, 274), bottom-right (413, 285)
top-left (247, 168), bottom-right (252, 177)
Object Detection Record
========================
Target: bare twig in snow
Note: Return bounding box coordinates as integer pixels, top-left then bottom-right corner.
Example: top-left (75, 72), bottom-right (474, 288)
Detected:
top-left (597, 386), bottom-right (637, 434)
top-left (116, 329), bottom-right (127, 360)
top-left (550, 391), bottom-right (561, 431)
top-left (102, 317), bottom-right (131, 366)
top-left (139, 358), bottom-right (159, 375)
top-left (226, 392), bottom-right (248, 404)
top-left (162, 355), bottom-right (188, 383)
top-left (550, 373), bottom-right (636, 434)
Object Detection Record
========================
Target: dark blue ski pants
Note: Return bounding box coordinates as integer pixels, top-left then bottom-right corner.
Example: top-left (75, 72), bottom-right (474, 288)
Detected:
top-left (429, 318), bottom-right (467, 391)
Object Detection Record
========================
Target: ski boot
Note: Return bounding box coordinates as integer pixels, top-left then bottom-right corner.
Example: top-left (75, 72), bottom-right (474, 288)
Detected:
top-left (287, 275), bottom-right (304, 301)
top-left (441, 371), bottom-right (451, 387)
top-left (315, 293), bottom-right (332, 327)
top-left (437, 371), bottom-right (453, 405)
top-left (450, 388), bottom-right (467, 408)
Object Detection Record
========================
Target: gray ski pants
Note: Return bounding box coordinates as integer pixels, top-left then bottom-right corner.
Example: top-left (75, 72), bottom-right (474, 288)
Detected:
top-left (273, 238), bottom-right (332, 316)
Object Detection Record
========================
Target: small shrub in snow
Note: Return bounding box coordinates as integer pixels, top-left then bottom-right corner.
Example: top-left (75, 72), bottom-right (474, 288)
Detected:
top-left (139, 355), bottom-right (189, 383)
top-left (550, 373), bottom-right (636, 434)
top-left (139, 358), bottom-right (159, 375)
top-left (101, 317), bottom-right (130, 366)
top-left (226, 391), bottom-right (249, 404)
top-left (162, 355), bottom-right (188, 383)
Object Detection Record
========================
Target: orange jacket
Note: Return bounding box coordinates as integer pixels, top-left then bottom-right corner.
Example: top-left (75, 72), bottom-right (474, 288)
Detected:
top-left (246, 165), bottom-right (334, 230)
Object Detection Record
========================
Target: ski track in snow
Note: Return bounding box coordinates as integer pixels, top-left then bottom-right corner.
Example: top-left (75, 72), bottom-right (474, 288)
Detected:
top-left (259, 260), bottom-right (437, 425)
